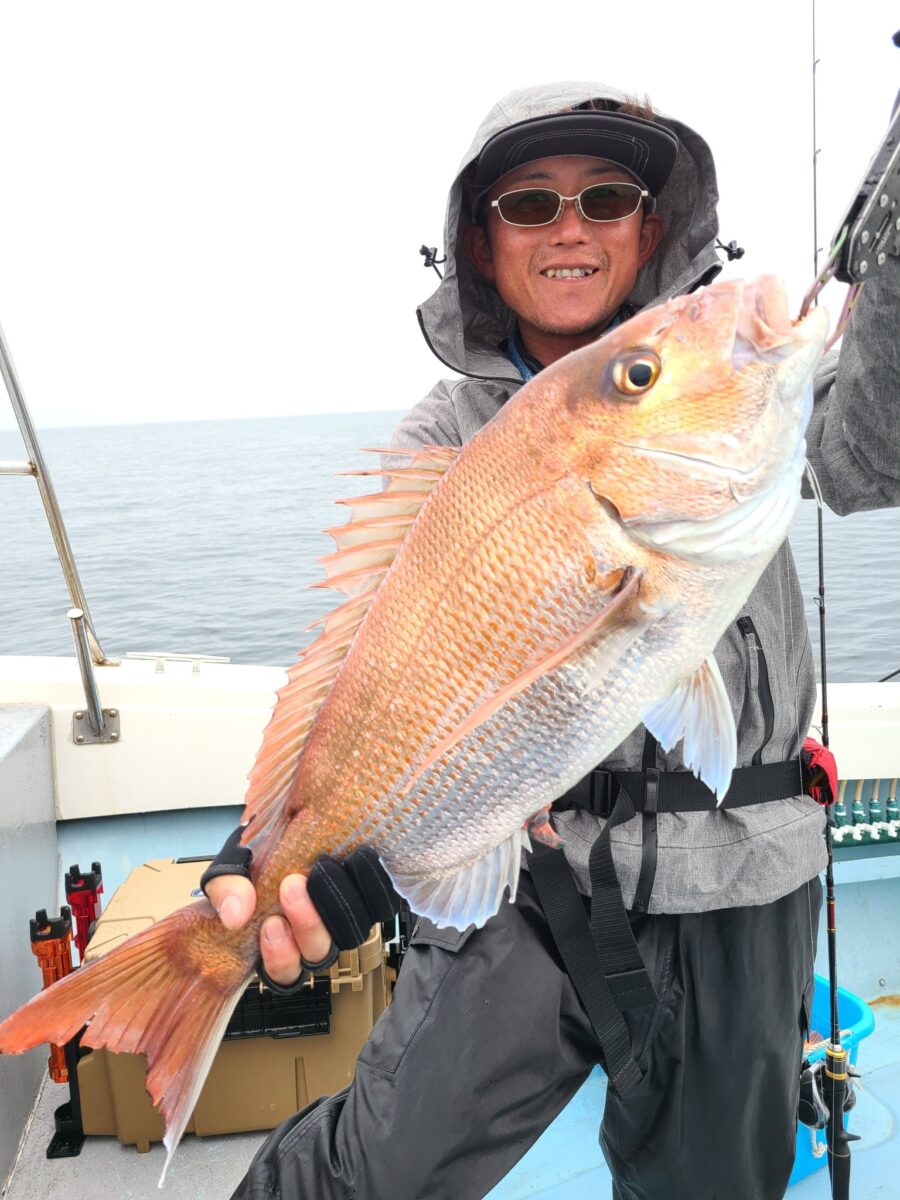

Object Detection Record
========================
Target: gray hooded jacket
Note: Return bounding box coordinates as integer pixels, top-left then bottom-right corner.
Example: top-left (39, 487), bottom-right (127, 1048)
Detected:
top-left (391, 82), bottom-right (900, 913)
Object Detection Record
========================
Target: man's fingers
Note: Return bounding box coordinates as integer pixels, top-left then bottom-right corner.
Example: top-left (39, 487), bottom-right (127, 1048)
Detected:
top-left (205, 874), bottom-right (257, 931)
top-left (260, 915), bottom-right (303, 986)
top-left (280, 873), bottom-right (334, 965)
top-left (207, 872), bottom-right (333, 988)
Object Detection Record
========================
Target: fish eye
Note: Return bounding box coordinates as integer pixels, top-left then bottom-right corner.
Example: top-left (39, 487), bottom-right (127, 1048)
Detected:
top-left (612, 351), bottom-right (661, 396)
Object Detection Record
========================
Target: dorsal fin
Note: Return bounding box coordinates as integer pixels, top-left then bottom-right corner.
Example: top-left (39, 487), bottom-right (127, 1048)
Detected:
top-left (240, 446), bottom-right (460, 839)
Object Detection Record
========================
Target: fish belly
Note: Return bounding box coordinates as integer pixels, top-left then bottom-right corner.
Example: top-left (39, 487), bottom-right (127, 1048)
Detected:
top-left (364, 560), bottom-right (757, 881)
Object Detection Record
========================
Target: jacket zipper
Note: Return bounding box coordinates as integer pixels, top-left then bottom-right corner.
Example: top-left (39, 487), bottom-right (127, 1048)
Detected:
top-left (737, 616), bottom-right (775, 764)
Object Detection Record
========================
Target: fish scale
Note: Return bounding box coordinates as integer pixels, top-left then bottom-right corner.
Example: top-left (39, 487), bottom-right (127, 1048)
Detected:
top-left (321, 481), bottom-right (614, 853)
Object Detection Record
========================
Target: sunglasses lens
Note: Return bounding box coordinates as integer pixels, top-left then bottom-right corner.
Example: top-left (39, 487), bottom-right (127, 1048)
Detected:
top-left (580, 184), bottom-right (642, 221)
top-left (496, 189), bottom-right (560, 226)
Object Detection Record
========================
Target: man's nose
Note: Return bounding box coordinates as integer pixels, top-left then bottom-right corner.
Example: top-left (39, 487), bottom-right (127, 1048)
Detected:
top-left (552, 197), bottom-right (589, 239)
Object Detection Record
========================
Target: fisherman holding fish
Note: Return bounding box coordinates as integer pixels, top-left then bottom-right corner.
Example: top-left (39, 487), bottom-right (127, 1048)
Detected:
top-left (202, 85), bottom-right (899, 1200)
top-left (3, 82), bottom-right (897, 1200)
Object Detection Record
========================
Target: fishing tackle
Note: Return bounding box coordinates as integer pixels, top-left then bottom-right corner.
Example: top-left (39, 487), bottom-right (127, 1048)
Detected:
top-left (805, 464), bottom-right (860, 1200)
top-left (798, 37), bottom-right (898, 1195)
top-left (29, 907), bottom-right (75, 1084)
top-left (799, 37), bottom-right (900, 349)
top-left (64, 862), bottom-right (103, 965)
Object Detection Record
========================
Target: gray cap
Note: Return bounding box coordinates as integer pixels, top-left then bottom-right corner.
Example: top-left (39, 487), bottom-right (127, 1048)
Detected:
top-left (472, 109), bottom-right (679, 197)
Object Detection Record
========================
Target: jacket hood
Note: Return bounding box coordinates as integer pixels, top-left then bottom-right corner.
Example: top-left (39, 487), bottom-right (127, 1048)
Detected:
top-left (418, 81), bottom-right (723, 380)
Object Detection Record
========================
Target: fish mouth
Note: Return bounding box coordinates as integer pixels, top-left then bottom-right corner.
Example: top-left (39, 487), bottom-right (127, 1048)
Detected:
top-left (736, 274), bottom-right (826, 349)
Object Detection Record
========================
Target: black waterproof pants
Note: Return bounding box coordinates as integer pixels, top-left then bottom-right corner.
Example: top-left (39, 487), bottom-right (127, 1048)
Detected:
top-left (230, 873), bottom-right (822, 1200)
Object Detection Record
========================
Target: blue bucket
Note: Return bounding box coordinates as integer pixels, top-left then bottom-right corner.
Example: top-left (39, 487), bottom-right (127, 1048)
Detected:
top-left (790, 975), bottom-right (876, 1186)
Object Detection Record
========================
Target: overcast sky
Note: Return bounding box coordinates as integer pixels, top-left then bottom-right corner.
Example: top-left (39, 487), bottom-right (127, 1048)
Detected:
top-left (0, 1), bottom-right (896, 431)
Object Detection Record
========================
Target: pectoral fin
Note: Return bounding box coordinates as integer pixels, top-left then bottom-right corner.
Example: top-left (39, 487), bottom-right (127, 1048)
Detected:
top-left (386, 827), bottom-right (530, 930)
top-left (642, 655), bottom-right (737, 801)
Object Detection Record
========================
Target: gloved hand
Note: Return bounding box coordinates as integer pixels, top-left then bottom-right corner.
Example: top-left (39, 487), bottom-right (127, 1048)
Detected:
top-left (201, 830), bottom-right (402, 994)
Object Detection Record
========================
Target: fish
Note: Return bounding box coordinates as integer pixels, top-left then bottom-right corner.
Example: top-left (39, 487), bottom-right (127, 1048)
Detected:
top-left (0, 275), bottom-right (828, 1182)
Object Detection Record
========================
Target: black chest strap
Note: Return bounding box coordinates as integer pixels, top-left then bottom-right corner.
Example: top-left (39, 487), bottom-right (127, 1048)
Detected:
top-left (528, 758), bottom-right (804, 1096)
top-left (552, 758), bottom-right (804, 819)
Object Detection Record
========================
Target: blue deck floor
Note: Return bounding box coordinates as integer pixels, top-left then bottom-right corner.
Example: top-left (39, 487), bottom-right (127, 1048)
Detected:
top-left (487, 1002), bottom-right (899, 1199)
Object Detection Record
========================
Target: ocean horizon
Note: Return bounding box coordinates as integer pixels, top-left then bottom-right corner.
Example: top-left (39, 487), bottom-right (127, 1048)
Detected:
top-left (2, 412), bottom-right (899, 684)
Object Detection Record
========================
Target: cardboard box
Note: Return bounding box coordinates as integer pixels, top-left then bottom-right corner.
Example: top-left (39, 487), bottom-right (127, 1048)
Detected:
top-left (77, 858), bottom-right (390, 1152)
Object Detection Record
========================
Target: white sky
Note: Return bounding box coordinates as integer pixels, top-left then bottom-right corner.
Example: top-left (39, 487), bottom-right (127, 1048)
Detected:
top-left (0, 1), bottom-right (896, 431)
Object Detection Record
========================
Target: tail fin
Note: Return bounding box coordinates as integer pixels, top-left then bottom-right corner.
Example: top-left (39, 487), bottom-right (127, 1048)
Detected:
top-left (0, 900), bottom-right (253, 1186)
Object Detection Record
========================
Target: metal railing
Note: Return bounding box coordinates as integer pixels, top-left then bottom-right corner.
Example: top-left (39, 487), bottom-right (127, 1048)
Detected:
top-left (0, 320), bottom-right (113, 667)
top-left (1, 319), bottom-right (120, 743)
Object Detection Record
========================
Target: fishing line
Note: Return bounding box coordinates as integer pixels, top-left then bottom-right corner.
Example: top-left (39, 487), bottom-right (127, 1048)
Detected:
top-left (798, 229), bottom-right (864, 353)
top-left (797, 0), bottom-right (822, 1015)
top-left (790, 467), bottom-right (817, 1018)
top-left (812, 0), bottom-right (820, 280)
top-left (805, 459), bottom-right (857, 1197)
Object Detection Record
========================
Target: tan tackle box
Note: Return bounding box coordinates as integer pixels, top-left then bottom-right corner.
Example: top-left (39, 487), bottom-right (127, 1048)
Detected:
top-left (77, 857), bottom-right (391, 1151)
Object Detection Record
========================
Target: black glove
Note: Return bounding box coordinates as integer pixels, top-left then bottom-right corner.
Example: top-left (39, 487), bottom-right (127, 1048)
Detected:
top-left (200, 829), bottom-right (402, 951)
top-left (307, 847), bottom-right (404, 950)
top-left (199, 825), bottom-right (253, 894)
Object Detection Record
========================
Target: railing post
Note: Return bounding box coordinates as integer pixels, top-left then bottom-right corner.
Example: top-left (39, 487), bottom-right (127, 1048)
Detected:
top-left (0, 320), bottom-right (115, 666)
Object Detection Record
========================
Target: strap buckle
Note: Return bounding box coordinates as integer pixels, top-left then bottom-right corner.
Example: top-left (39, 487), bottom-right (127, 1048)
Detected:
top-left (552, 770), bottom-right (620, 819)
top-left (589, 770), bottom-right (619, 819)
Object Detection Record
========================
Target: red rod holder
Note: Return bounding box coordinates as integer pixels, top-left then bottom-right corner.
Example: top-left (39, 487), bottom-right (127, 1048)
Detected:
top-left (30, 907), bottom-right (75, 1083)
top-left (65, 861), bottom-right (103, 963)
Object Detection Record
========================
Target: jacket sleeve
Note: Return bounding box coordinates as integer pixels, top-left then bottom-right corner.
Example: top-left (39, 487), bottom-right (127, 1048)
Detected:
top-left (388, 380), bottom-right (465, 455)
top-left (385, 376), bottom-right (514, 468)
top-left (803, 260), bottom-right (900, 515)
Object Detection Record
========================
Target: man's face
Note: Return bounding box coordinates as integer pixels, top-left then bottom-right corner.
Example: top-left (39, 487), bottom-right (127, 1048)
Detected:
top-left (465, 155), bottom-right (664, 364)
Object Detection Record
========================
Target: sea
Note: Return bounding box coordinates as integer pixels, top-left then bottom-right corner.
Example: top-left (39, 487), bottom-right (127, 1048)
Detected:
top-left (1, 412), bottom-right (899, 684)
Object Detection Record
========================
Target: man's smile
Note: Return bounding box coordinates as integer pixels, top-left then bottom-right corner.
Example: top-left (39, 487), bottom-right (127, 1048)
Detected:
top-left (540, 267), bottom-right (599, 279)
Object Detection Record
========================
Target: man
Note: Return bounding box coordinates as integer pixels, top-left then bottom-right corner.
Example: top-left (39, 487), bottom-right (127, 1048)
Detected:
top-left (210, 82), bottom-right (900, 1199)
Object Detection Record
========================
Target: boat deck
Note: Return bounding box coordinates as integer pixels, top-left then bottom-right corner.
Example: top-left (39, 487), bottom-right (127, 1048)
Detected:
top-left (6, 1005), bottom-right (898, 1200)
top-left (1, 691), bottom-right (897, 1200)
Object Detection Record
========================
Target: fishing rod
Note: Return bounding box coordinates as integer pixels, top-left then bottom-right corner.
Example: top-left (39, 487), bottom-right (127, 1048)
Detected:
top-left (797, 22), bottom-right (899, 1200)
top-left (804, 466), bottom-right (859, 1200)
top-left (799, 33), bottom-right (900, 328)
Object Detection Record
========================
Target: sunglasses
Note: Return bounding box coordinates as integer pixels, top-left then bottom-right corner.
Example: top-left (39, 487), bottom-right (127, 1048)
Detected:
top-left (491, 182), bottom-right (649, 227)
